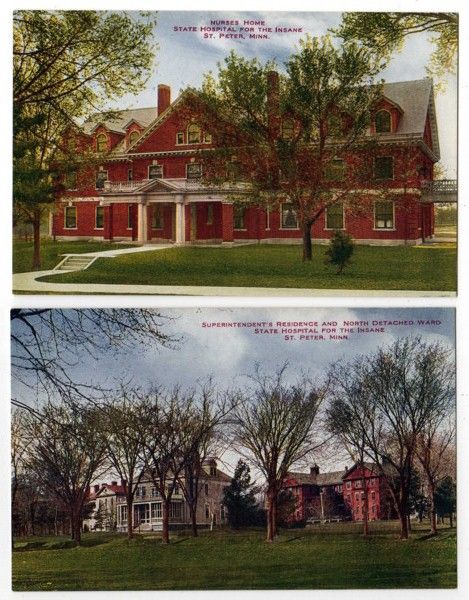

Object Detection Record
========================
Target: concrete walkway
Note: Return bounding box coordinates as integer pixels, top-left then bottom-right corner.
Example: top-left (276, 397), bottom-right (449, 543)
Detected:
top-left (12, 269), bottom-right (455, 296)
top-left (59, 244), bottom-right (174, 258)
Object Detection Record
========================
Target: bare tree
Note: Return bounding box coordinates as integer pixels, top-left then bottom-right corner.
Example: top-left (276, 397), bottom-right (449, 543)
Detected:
top-left (231, 366), bottom-right (326, 542)
top-left (415, 414), bottom-right (456, 534)
top-left (100, 388), bottom-right (147, 539)
top-left (11, 308), bottom-right (174, 405)
top-left (329, 337), bottom-right (455, 540)
top-left (21, 400), bottom-right (109, 544)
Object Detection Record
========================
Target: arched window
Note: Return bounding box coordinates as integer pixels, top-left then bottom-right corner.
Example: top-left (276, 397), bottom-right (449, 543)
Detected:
top-left (128, 130), bottom-right (139, 146)
top-left (375, 110), bottom-right (391, 133)
top-left (96, 133), bottom-right (108, 152)
top-left (187, 123), bottom-right (202, 144)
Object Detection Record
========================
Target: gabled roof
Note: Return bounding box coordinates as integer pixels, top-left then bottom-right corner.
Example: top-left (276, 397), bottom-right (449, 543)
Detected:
top-left (380, 79), bottom-right (440, 157)
top-left (94, 483), bottom-right (126, 497)
top-left (287, 470), bottom-right (345, 487)
top-left (82, 107), bottom-right (156, 136)
top-left (343, 461), bottom-right (397, 479)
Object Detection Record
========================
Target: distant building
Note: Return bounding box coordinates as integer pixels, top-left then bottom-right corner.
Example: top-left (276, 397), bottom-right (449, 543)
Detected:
top-left (283, 462), bottom-right (396, 524)
top-left (84, 459), bottom-right (231, 533)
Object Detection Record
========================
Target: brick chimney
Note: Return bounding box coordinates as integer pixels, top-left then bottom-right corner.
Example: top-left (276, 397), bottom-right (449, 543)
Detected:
top-left (267, 71), bottom-right (281, 141)
top-left (120, 479), bottom-right (127, 489)
top-left (93, 484), bottom-right (99, 493)
top-left (158, 84), bottom-right (171, 116)
top-left (111, 481), bottom-right (117, 486)
top-left (310, 464), bottom-right (320, 477)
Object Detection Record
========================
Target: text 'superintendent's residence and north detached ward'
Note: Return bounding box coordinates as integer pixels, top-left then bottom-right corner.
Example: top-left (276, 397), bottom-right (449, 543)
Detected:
top-left (53, 77), bottom-right (455, 247)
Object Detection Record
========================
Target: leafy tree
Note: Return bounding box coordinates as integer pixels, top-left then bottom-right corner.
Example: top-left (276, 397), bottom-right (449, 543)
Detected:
top-left (188, 36), bottom-right (383, 261)
top-left (93, 503), bottom-right (107, 531)
top-left (335, 13), bottom-right (458, 79)
top-left (435, 476), bottom-right (456, 527)
top-left (13, 10), bottom-right (157, 268)
top-left (324, 230), bottom-right (354, 274)
top-left (223, 460), bottom-right (260, 528)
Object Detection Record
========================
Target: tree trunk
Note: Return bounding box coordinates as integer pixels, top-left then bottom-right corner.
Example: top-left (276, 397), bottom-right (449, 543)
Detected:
top-left (362, 477), bottom-right (369, 537)
top-left (266, 490), bottom-right (275, 542)
top-left (190, 504), bottom-right (198, 537)
top-left (127, 493), bottom-right (134, 539)
top-left (32, 208), bottom-right (41, 270)
top-left (428, 482), bottom-right (437, 534)
top-left (449, 512), bottom-right (453, 528)
top-left (162, 499), bottom-right (170, 544)
top-left (302, 221), bottom-right (313, 262)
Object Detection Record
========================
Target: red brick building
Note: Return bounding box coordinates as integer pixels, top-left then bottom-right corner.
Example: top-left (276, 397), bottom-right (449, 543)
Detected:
top-left (283, 462), bottom-right (396, 524)
top-left (53, 79), bottom-right (441, 245)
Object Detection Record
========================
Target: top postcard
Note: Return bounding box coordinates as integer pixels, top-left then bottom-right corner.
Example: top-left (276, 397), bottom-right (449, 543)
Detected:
top-left (12, 10), bottom-right (458, 296)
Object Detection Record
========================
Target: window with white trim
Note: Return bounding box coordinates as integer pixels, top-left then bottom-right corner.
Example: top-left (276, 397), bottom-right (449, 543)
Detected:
top-left (148, 164), bottom-right (163, 179)
top-left (151, 502), bottom-right (162, 519)
top-left (234, 205), bottom-right (246, 230)
top-left (281, 203), bottom-right (298, 229)
top-left (127, 205), bottom-right (134, 230)
top-left (169, 502), bottom-right (182, 519)
top-left (374, 201), bottom-right (394, 229)
top-left (187, 123), bottom-right (202, 144)
top-left (128, 130), bottom-right (139, 146)
top-left (95, 206), bottom-right (104, 229)
top-left (325, 202), bottom-right (344, 230)
top-left (204, 132), bottom-right (212, 144)
top-left (64, 206), bottom-right (77, 229)
top-left (95, 170), bottom-right (108, 190)
top-left (186, 163), bottom-right (202, 180)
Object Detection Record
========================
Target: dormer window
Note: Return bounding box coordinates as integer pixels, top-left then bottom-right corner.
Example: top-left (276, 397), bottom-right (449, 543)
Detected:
top-left (187, 123), bottom-right (202, 144)
top-left (96, 133), bottom-right (108, 152)
top-left (375, 110), bottom-right (391, 133)
top-left (128, 130), bottom-right (139, 146)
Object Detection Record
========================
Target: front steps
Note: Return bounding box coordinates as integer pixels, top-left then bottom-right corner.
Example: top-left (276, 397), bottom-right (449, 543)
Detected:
top-left (53, 255), bottom-right (97, 272)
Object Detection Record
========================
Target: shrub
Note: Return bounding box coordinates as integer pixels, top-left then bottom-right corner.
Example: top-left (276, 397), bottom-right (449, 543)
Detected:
top-left (324, 230), bottom-right (354, 274)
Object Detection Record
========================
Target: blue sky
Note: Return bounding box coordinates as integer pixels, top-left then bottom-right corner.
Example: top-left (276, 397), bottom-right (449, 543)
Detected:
top-left (118, 11), bottom-right (457, 178)
top-left (11, 307), bottom-right (456, 474)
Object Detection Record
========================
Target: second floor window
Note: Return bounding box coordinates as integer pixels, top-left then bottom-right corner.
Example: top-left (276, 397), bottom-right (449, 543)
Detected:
top-left (186, 163), bottom-right (202, 180)
top-left (149, 164), bottom-right (163, 179)
top-left (374, 156), bottom-right (394, 180)
top-left (187, 123), bottom-right (202, 144)
top-left (64, 171), bottom-right (77, 190)
top-left (96, 133), bottom-right (107, 153)
top-left (95, 170), bottom-right (108, 190)
top-left (325, 202), bottom-right (344, 230)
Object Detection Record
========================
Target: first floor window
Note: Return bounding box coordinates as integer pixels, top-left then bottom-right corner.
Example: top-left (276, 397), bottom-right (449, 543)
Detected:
top-left (169, 502), bottom-right (182, 519)
top-left (205, 505), bottom-right (210, 519)
top-left (281, 203), bottom-right (298, 229)
top-left (374, 156), bottom-right (394, 180)
top-left (64, 206), bottom-right (77, 229)
top-left (95, 206), bottom-right (104, 229)
top-left (325, 202), bottom-right (344, 229)
top-left (151, 502), bottom-right (162, 520)
top-left (149, 164), bottom-right (163, 179)
top-left (186, 162), bottom-right (202, 179)
top-left (265, 207), bottom-right (270, 230)
top-left (374, 201), bottom-right (394, 229)
top-left (118, 505), bottom-right (127, 525)
top-left (134, 504), bottom-right (150, 523)
top-left (152, 205), bottom-right (164, 229)
top-left (221, 504), bottom-right (226, 520)
top-left (205, 483), bottom-right (209, 496)
top-left (128, 205), bottom-right (134, 230)
top-left (96, 170), bottom-right (108, 190)
top-left (234, 205), bottom-right (246, 230)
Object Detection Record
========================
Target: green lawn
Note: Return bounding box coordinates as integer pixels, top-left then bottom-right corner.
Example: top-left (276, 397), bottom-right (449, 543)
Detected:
top-left (12, 522), bottom-right (456, 591)
top-left (13, 240), bottom-right (135, 274)
top-left (36, 243), bottom-right (457, 291)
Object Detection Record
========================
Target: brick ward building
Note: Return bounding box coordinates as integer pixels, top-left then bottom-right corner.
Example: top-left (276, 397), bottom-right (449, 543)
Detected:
top-left (53, 77), bottom-right (452, 246)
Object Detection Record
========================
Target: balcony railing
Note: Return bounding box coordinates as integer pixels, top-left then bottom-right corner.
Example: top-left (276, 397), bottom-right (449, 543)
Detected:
top-left (102, 180), bottom-right (150, 193)
top-left (421, 179), bottom-right (457, 203)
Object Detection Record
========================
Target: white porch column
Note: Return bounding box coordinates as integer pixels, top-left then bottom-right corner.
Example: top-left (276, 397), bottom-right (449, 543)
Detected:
top-left (175, 194), bottom-right (186, 245)
top-left (137, 199), bottom-right (147, 243)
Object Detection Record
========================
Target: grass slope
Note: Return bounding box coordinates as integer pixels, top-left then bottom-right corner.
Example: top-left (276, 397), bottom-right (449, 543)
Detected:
top-left (12, 522), bottom-right (456, 591)
top-left (37, 244), bottom-right (457, 291)
top-left (13, 240), bottom-right (135, 274)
